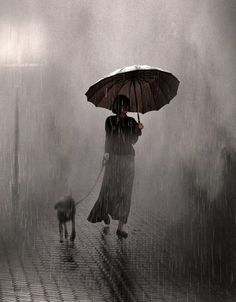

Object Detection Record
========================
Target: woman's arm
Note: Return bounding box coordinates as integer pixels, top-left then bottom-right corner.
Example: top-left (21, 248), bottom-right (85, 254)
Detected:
top-left (104, 116), bottom-right (112, 153)
top-left (130, 118), bottom-right (143, 144)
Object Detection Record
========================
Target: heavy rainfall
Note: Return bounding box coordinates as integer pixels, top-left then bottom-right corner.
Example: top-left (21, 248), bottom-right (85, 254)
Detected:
top-left (0, 1), bottom-right (235, 301)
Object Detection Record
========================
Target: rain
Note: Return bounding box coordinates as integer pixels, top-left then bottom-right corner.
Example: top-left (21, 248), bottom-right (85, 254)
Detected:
top-left (0, 0), bottom-right (235, 301)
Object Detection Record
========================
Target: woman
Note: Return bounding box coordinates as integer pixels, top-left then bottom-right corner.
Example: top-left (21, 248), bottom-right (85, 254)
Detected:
top-left (87, 95), bottom-right (143, 238)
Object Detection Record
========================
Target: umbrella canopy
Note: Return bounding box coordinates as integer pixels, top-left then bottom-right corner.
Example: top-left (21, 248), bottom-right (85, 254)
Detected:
top-left (85, 65), bottom-right (180, 117)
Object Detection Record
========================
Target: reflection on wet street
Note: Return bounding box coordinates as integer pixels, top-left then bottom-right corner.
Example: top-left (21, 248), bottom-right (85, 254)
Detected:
top-left (1, 182), bottom-right (235, 302)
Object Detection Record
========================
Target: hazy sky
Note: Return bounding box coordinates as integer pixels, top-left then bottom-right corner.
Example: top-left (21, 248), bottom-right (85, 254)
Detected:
top-left (0, 0), bottom-right (235, 215)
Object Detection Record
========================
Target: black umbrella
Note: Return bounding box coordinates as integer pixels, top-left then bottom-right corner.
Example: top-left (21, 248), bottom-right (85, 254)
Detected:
top-left (85, 65), bottom-right (180, 122)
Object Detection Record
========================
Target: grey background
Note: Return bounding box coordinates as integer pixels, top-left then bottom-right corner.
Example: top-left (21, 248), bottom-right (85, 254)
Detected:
top-left (0, 0), bottom-right (235, 226)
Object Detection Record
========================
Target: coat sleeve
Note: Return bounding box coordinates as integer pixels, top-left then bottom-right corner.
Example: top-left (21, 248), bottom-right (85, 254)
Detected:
top-left (130, 117), bottom-right (142, 145)
top-left (104, 116), bottom-right (112, 153)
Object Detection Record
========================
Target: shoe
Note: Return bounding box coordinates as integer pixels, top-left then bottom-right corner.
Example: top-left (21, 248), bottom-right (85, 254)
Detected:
top-left (103, 215), bottom-right (110, 225)
top-left (116, 229), bottom-right (128, 239)
top-left (102, 226), bottom-right (110, 234)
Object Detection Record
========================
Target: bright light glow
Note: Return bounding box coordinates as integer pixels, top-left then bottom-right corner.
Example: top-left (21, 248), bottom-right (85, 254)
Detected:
top-left (0, 23), bottom-right (46, 66)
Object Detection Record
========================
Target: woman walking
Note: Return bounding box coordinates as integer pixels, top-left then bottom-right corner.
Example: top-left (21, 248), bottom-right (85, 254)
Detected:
top-left (88, 95), bottom-right (143, 238)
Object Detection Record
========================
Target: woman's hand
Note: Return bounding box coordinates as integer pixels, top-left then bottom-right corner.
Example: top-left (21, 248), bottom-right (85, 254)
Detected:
top-left (102, 153), bottom-right (110, 166)
top-left (138, 123), bottom-right (144, 130)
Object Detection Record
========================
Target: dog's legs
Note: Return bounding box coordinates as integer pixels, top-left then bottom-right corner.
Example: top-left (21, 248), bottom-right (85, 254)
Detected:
top-left (59, 222), bottom-right (63, 243)
top-left (70, 215), bottom-right (76, 242)
top-left (64, 223), bottom-right (68, 239)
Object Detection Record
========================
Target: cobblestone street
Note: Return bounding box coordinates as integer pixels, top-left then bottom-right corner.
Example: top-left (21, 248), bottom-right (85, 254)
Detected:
top-left (0, 195), bottom-right (233, 302)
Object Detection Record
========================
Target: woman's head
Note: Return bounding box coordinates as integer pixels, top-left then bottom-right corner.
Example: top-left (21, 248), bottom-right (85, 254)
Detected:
top-left (112, 95), bottom-right (130, 115)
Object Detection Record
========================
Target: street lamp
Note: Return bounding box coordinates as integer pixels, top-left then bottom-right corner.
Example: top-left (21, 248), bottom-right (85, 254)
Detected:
top-left (0, 23), bottom-right (45, 221)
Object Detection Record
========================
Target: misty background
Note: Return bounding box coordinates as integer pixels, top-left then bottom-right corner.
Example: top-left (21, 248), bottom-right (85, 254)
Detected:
top-left (0, 0), bottom-right (235, 262)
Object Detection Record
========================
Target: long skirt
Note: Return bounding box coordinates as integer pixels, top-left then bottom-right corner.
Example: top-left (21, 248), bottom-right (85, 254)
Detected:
top-left (87, 154), bottom-right (135, 224)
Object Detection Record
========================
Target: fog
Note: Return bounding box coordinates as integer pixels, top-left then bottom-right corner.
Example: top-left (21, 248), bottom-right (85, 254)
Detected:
top-left (0, 0), bottom-right (235, 226)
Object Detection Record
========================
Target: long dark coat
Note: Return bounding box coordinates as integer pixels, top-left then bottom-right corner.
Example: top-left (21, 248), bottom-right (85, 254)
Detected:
top-left (88, 115), bottom-right (141, 224)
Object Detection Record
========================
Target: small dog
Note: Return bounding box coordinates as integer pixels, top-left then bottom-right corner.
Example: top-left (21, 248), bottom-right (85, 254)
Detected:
top-left (54, 195), bottom-right (76, 243)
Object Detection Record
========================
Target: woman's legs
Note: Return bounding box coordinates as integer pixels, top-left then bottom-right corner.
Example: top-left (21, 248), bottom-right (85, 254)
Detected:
top-left (117, 220), bottom-right (128, 238)
top-left (117, 221), bottom-right (124, 231)
top-left (103, 214), bottom-right (110, 225)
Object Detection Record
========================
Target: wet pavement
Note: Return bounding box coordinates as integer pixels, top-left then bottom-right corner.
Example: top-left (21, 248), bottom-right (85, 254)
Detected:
top-left (0, 195), bottom-right (234, 302)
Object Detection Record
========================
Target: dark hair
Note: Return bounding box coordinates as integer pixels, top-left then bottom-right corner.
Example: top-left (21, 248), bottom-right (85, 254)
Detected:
top-left (112, 95), bottom-right (130, 114)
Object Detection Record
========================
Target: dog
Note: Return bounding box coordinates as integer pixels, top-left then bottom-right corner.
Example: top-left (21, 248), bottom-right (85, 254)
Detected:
top-left (54, 195), bottom-right (76, 243)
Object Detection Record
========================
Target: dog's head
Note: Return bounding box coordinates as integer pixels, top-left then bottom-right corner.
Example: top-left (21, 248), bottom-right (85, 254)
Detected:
top-left (54, 195), bottom-right (75, 211)
top-left (54, 200), bottom-right (63, 211)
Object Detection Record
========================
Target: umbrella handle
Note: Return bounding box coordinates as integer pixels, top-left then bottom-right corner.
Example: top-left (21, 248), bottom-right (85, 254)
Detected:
top-left (137, 112), bottom-right (140, 123)
top-left (133, 80), bottom-right (141, 123)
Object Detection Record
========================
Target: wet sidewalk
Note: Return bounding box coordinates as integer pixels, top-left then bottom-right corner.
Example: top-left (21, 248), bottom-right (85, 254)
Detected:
top-left (0, 198), bottom-right (232, 302)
